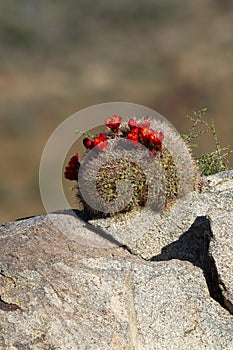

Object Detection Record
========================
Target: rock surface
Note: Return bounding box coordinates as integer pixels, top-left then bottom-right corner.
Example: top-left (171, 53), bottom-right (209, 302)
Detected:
top-left (209, 209), bottom-right (233, 314)
top-left (0, 171), bottom-right (233, 349)
top-left (89, 170), bottom-right (233, 260)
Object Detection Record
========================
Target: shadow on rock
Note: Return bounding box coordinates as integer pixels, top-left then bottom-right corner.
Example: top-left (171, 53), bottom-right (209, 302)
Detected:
top-left (151, 216), bottom-right (231, 314)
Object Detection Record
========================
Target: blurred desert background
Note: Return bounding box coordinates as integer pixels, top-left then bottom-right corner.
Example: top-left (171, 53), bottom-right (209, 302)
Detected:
top-left (0, 0), bottom-right (232, 224)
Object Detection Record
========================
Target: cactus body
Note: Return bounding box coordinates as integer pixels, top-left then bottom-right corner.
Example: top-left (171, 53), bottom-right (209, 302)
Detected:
top-left (64, 116), bottom-right (199, 219)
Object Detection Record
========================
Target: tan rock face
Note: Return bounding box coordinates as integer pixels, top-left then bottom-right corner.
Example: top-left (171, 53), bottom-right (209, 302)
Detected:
top-left (209, 209), bottom-right (233, 314)
top-left (0, 171), bottom-right (233, 349)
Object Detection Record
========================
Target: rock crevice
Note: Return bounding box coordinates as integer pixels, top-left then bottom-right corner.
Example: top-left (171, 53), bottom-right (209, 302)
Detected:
top-left (150, 216), bottom-right (233, 315)
top-left (0, 296), bottom-right (21, 312)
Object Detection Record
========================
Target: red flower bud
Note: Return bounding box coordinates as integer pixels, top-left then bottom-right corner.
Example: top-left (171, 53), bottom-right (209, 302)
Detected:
top-left (94, 134), bottom-right (107, 151)
top-left (94, 137), bottom-right (101, 146)
top-left (83, 137), bottom-right (94, 149)
top-left (64, 153), bottom-right (80, 180)
top-left (99, 133), bottom-right (107, 142)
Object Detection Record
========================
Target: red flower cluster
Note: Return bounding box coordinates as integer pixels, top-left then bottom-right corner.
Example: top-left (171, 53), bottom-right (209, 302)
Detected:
top-left (128, 118), bottom-right (150, 130)
top-left (64, 153), bottom-right (80, 180)
top-left (83, 133), bottom-right (107, 151)
top-left (65, 115), bottom-right (165, 181)
top-left (127, 118), bottom-right (164, 155)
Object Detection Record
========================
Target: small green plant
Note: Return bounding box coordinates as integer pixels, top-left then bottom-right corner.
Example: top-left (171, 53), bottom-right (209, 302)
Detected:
top-left (182, 108), bottom-right (233, 176)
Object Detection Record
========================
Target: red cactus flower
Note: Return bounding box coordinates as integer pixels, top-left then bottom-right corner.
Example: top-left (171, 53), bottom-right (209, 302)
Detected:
top-left (127, 132), bottom-right (139, 143)
top-left (128, 118), bottom-right (150, 131)
top-left (130, 127), bottom-right (140, 134)
top-left (149, 132), bottom-right (162, 150)
top-left (105, 115), bottom-right (122, 133)
top-left (83, 137), bottom-right (94, 149)
top-left (64, 153), bottom-right (80, 180)
top-left (94, 134), bottom-right (108, 151)
top-left (128, 119), bottom-right (137, 129)
top-left (94, 137), bottom-right (101, 146)
top-left (148, 131), bottom-right (155, 142)
top-left (139, 128), bottom-right (151, 141)
top-left (99, 133), bottom-right (107, 142)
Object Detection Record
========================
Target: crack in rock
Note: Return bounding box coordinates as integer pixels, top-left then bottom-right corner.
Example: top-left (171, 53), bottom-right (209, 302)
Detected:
top-left (150, 216), bottom-right (233, 315)
top-left (0, 296), bottom-right (21, 312)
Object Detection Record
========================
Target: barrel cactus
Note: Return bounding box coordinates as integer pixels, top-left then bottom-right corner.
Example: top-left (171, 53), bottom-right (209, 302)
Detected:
top-left (64, 114), bottom-right (199, 218)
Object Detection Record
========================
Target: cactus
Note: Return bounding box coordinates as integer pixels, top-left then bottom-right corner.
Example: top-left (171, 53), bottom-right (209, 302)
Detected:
top-left (65, 115), bottom-right (199, 219)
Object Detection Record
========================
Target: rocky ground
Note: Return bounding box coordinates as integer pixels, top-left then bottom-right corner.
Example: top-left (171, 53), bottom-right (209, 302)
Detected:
top-left (0, 171), bottom-right (233, 349)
